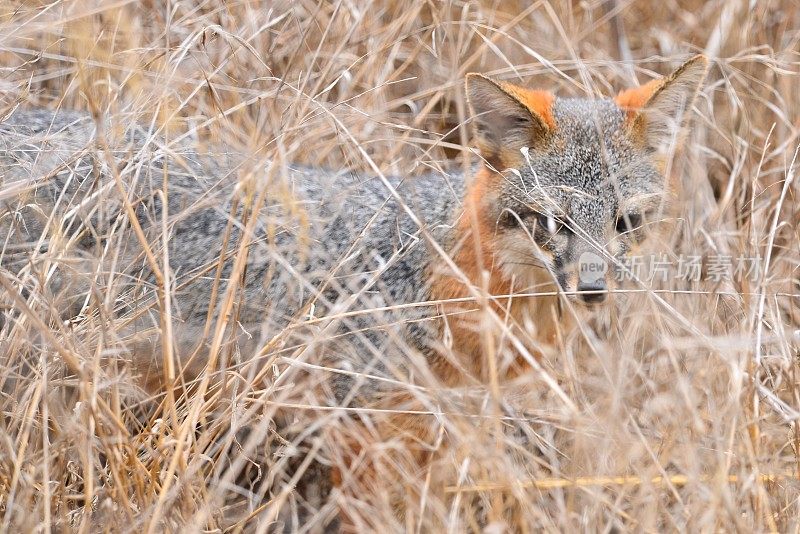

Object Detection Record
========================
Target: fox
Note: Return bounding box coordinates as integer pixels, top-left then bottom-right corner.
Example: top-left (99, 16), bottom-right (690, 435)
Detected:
top-left (1, 56), bottom-right (708, 388)
top-left (0, 55), bottom-right (707, 528)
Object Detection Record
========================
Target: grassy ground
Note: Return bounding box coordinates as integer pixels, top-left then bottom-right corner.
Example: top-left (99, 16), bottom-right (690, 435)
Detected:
top-left (1, 0), bottom-right (800, 531)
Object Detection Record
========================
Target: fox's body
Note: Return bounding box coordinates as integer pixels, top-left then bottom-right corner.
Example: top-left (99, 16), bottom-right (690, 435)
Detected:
top-left (0, 110), bottom-right (470, 396)
top-left (1, 57), bottom-right (707, 401)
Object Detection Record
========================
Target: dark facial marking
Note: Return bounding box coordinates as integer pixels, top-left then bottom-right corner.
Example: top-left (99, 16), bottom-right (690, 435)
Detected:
top-left (615, 212), bottom-right (642, 234)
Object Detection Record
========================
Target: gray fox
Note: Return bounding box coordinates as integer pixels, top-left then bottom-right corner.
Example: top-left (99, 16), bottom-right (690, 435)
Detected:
top-left (0, 55), bottom-right (708, 397)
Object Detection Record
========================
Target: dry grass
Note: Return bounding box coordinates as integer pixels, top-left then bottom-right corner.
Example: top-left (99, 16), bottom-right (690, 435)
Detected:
top-left (1, 0), bottom-right (800, 532)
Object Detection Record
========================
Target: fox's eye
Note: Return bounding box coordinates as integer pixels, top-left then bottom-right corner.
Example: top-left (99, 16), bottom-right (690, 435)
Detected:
top-left (536, 213), bottom-right (563, 234)
top-left (615, 212), bottom-right (642, 234)
top-left (500, 209), bottom-right (565, 234)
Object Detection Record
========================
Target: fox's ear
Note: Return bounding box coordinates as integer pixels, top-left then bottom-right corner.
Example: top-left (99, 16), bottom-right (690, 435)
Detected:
top-left (615, 55), bottom-right (709, 151)
top-left (465, 73), bottom-right (553, 168)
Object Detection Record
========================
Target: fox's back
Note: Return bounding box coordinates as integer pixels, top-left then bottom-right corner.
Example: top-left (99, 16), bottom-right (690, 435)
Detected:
top-left (0, 109), bottom-right (464, 383)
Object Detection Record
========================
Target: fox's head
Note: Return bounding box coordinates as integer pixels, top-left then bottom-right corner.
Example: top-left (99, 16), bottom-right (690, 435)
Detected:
top-left (465, 56), bottom-right (708, 304)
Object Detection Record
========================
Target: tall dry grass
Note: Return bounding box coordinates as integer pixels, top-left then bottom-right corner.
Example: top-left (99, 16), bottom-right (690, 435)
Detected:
top-left (1, 0), bottom-right (800, 532)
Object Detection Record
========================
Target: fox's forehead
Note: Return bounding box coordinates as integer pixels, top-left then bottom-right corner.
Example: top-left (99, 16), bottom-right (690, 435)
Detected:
top-left (504, 96), bottom-right (663, 215)
top-left (552, 97), bottom-right (627, 135)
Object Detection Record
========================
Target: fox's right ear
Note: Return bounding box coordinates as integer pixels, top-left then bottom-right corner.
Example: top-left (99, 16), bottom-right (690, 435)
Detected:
top-left (616, 55), bottom-right (709, 151)
top-left (465, 74), bottom-right (553, 168)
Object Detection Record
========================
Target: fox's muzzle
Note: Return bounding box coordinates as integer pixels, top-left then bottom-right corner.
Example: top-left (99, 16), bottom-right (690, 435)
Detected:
top-left (576, 278), bottom-right (607, 303)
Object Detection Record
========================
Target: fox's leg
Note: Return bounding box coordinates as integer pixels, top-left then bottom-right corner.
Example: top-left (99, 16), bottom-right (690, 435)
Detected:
top-left (329, 390), bottom-right (450, 532)
top-left (125, 317), bottom-right (264, 395)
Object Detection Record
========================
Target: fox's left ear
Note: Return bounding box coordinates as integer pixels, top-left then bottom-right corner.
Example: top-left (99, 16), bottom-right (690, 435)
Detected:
top-left (615, 55), bottom-right (709, 151)
top-left (465, 73), bottom-right (554, 168)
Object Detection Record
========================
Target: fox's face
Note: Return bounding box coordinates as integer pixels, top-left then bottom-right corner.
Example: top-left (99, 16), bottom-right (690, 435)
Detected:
top-left (466, 56), bottom-right (708, 303)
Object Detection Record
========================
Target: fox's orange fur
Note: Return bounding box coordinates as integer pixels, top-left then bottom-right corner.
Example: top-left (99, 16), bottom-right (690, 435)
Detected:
top-left (615, 78), bottom-right (662, 119)
top-left (499, 84), bottom-right (556, 129)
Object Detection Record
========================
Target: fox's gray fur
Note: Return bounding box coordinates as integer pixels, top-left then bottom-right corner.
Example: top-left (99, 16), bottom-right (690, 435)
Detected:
top-left (0, 109), bottom-right (465, 399)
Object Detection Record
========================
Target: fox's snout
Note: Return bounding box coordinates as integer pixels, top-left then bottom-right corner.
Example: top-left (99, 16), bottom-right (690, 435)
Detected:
top-left (578, 249), bottom-right (610, 303)
top-left (576, 278), bottom-right (607, 304)
top-left (562, 250), bottom-right (611, 305)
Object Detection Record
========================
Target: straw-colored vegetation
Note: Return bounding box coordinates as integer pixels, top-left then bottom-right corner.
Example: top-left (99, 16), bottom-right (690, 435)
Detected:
top-left (1, 0), bottom-right (800, 532)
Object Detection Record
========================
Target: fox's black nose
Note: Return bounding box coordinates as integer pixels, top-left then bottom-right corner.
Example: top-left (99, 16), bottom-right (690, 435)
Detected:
top-left (576, 280), bottom-right (607, 304)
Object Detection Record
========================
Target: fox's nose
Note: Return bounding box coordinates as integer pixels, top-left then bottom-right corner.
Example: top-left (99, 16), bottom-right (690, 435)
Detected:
top-left (576, 279), bottom-right (607, 304)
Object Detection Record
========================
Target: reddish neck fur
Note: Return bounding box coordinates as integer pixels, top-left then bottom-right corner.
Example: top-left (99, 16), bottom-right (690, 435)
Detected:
top-left (429, 167), bottom-right (561, 385)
